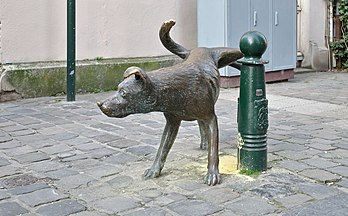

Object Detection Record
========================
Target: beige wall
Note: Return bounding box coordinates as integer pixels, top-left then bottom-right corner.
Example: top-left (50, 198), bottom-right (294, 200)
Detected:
top-left (0, 0), bottom-right (197, 64)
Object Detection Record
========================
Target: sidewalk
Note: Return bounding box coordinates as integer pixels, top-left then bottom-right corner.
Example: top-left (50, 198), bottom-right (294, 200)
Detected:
top-left (0, 71), bottom-right (347, 215)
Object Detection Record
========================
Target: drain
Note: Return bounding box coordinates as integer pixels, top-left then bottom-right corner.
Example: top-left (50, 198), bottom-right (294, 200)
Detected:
top-left (1, 174), bottom-right (38, 188)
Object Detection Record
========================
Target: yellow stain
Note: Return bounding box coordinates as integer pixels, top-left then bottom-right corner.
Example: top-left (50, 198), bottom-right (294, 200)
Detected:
top-left (185, 155), bottom-right (239, 175)
top-left (219, 155), bottom-right (239, 174)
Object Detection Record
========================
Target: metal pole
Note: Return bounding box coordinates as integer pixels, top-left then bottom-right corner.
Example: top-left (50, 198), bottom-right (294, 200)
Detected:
top-left (67, 0), bottom-right (76, 101)
top-left (237, 31), bottom-right (269, 171)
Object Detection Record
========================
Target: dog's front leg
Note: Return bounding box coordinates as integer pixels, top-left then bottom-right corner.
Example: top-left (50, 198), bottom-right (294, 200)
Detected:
top-left (203, 114), bottom-right (220, 186)
top-left (144, 114), bottom-right (181, 179)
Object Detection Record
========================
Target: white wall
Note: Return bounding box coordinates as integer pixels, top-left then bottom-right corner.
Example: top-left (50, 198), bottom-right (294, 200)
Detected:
top-left (0, 0), bottom-right (197, 63)
top-left (298, 0), bottom-right (329, 69)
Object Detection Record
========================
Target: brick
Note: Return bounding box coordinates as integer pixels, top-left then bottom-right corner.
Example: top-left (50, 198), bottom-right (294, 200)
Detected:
top-left (36, 199), bottom-right (86, 216)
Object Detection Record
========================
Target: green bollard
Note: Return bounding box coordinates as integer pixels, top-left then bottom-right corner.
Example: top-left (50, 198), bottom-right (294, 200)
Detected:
top-left (237, 31), bottom-right (269, 172)
top-left (67, 0), bottom-right (76, 102)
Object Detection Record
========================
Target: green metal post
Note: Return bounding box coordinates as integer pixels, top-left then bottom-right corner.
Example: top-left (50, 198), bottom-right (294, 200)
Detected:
top-left (67, 0), bottom-right (76, 101)
top-left (237, 31), bottom-right (269, 171)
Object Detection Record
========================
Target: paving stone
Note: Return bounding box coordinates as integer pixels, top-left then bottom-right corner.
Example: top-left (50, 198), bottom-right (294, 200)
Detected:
top-left (18, 188), bottom-right (68, 207)
top-left (250, 183), bottom-right (295, 200)
top-left (175, 180), bottom-right (206, 191)
top-left (36, 199), bottom-right (86, 216)
top-left (153, 192), bottom-right (187, 206)
top-left (126, 146), bottom-right (157, 157)
top-left (51, 132), bottom-right (79, 141)
top-left (8, 182), bottom-right (49, 195)
top-left (0, 157), bottom-right (10, 167)
top-left (278, 160), bottom-right (313, 172)
top-left (275, 194), bottom-right (313, 208)
top-left (299, 169), bottom-right (341, 183)
top-left (297, 183), bottom-right (340, 199)
top-left (9, 129), bottom-right (36, 137)
top-left (70, 185), bottom-right (120, 203)
top-left (197, 188), bottom-right (239, 204)
top-left (301, 157), bottom-right (339, 169)
top-left (121, 208), bottom-right (167, 216)
top-left (283, 193), bottom-right (348, 216)
top-left (107, 139), bottom-right (142, 149)
top-left (103, 153), bottom-right (139, 165)
top-left (12, 151), bottom-right (50, 164)
top-left (106, 175), bottom-right (134, 188)
top-left (67, 158), bottom-right (103, 170)
top-left (168, 200), bottom-right (223, 216)
top-left (28, 160), bottom-right (65, 173)
top-left (84, 165), bottom-right (121, 179)
top-left (94, 196), bottom-right (141, 214)
top-left (0, 166), bottom-right (21, 178)
top-left (0, 135), bottom-right (13, 143)
top-left (0, 202), bottom-right (28, 215)
top-left (0, 140), bottom-right (21, 150)
top-left (60, 153), bottom-right (89, 162)
top-left (75, 142), bottom-right (104, 152)
top-left (275, 149), bottom-right (318, 160)
top-left (45, 168), bottom-right (80, 179)
top-left (0, 191), bottom-right (10, 200)
top-left (92, 134), bottom-right (123, 143)
top-left (88, 148), bottom-right (118, 159)
top-left (56, 174), bottom-right (96, 190)
top-left (224, 196), bottom-right (277, 215)
top-left (336, 178), bottom-right (348, 188)
top-left (70, 211), bottom-right (108, 216)
top-left (327, 166), bottom-right (348, 177)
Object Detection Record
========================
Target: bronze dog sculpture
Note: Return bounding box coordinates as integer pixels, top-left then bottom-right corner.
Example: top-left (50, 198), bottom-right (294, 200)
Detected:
top-left (97, 20), bottom-right (243, 185)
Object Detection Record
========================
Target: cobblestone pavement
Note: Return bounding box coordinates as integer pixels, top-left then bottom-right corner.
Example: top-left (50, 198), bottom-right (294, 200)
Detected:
top-left (0, 72), bottom-right (347, 216)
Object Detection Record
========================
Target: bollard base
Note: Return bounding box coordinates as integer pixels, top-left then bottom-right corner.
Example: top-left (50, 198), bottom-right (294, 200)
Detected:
top-left (237, 134), bottom-right (267, 171)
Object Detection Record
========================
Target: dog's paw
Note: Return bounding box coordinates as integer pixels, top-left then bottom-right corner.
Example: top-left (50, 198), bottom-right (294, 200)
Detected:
top-left (203, 172), bottom-right (221, 186)
top-left (143, 167), bottom-right (161, 179)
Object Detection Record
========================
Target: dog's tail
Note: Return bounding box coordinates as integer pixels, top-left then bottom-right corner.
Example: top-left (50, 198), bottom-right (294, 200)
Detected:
top-left (159, 20), bottom-right (190, 59)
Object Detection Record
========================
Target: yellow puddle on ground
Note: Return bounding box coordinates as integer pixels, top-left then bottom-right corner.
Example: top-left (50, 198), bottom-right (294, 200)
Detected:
top-left (188, 155), bottom-right (239, 175)
top-left (219, 155), bottom-right (239, 174)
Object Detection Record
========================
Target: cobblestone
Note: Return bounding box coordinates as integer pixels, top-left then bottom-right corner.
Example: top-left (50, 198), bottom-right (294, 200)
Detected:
top-left (0, 72), bottom-right (347, 215)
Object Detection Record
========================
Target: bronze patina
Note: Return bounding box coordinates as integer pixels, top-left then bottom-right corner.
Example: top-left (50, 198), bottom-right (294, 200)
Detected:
top-left (98, 20), bottom-right (243, 185)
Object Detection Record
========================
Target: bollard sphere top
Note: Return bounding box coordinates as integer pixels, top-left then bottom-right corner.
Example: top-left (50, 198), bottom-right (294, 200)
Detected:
top-left (239, 31), bottom-right (267, 59)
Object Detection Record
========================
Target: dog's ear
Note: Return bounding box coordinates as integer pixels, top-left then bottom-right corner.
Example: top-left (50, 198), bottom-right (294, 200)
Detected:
top-left (210, 48), bottom-right (244, 69)
top-left (123, 66), bottom-right (151, 89)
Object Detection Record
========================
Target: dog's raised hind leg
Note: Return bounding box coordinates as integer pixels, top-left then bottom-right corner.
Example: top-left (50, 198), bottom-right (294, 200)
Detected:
top-left (144, 114), bottom-right (181, 179)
